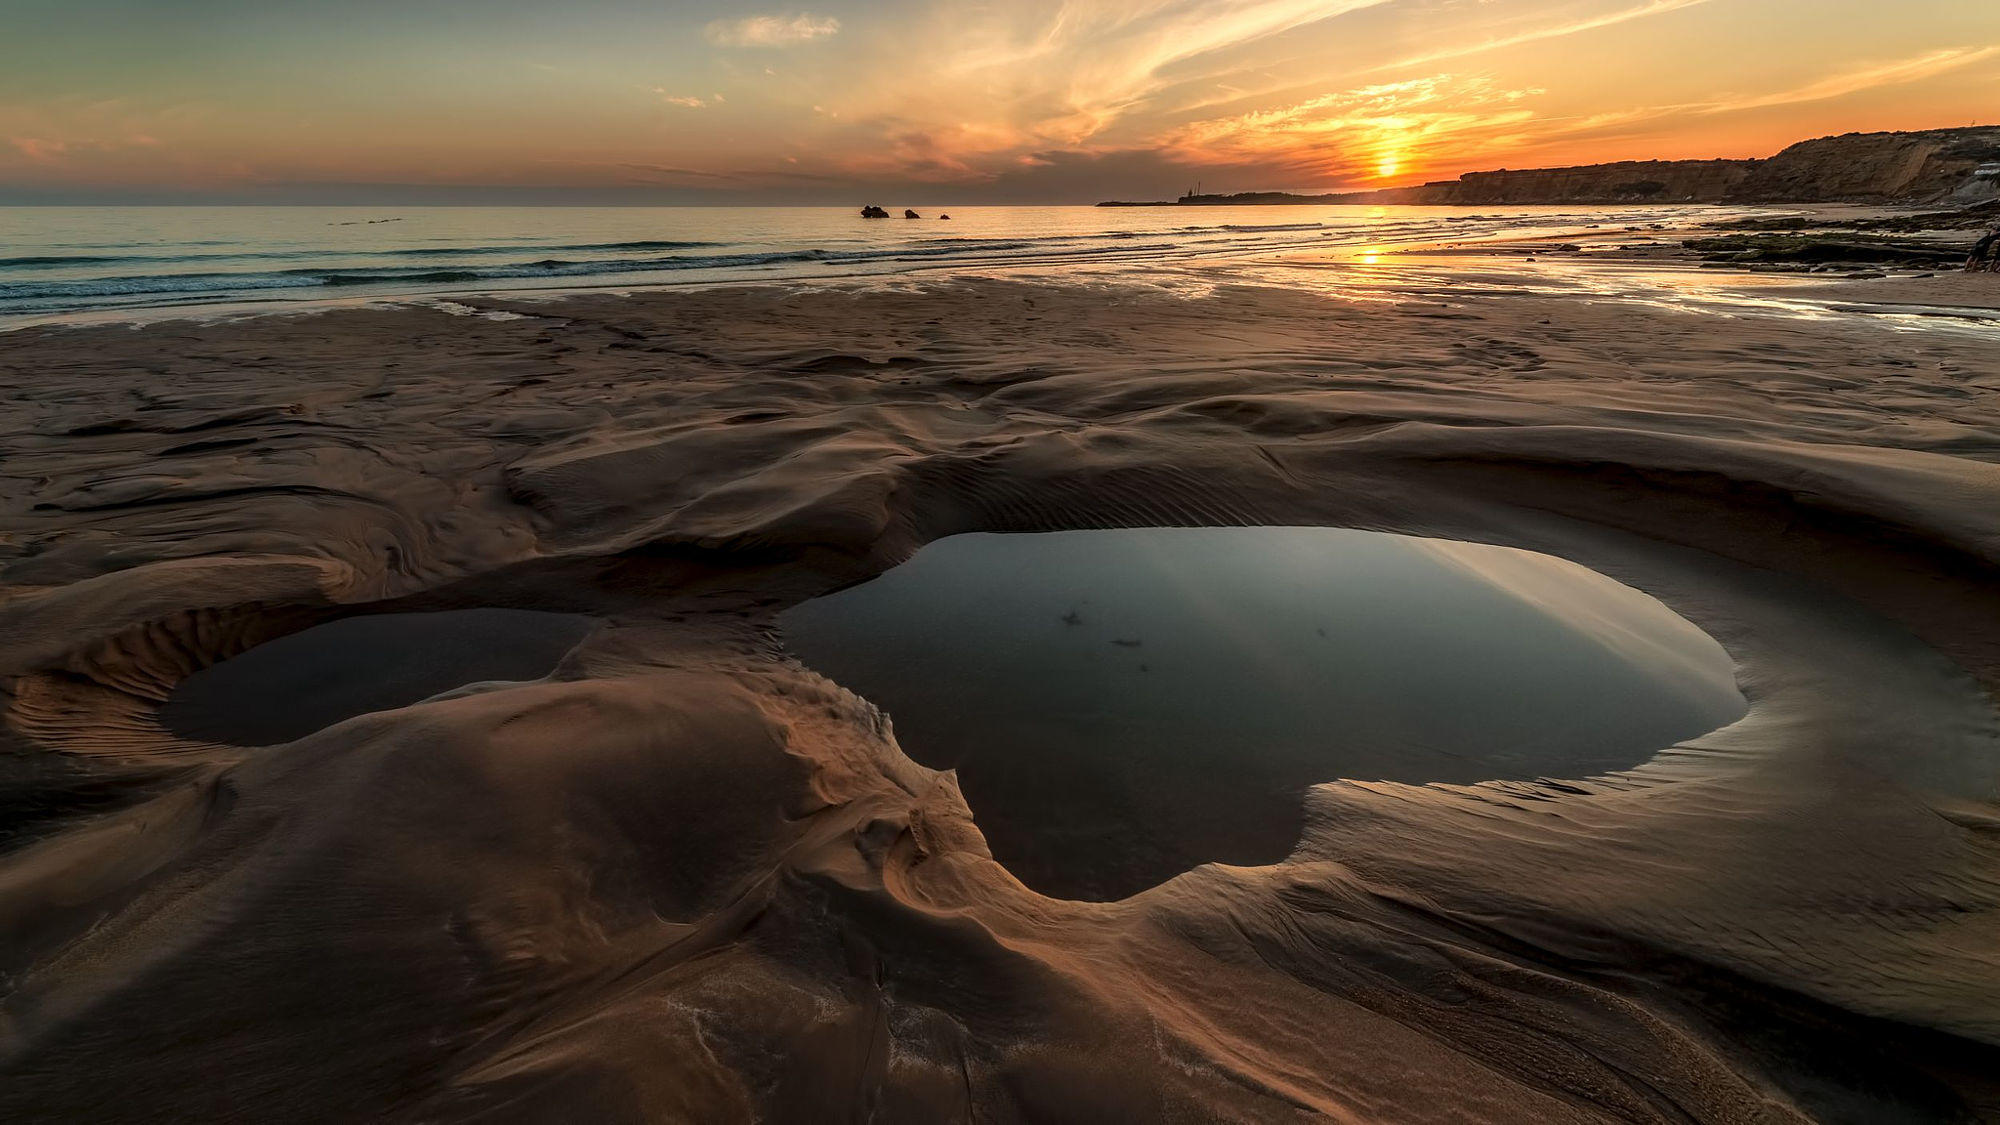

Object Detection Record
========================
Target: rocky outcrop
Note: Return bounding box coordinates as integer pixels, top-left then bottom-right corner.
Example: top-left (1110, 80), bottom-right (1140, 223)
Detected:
top-left (860, 205), bottom-right (889, 218)
top-left (1949, 163), bottom-right (2000, 204)
top-left (1969, 226), bottom-right (2000, 273)
top-left (1685, 234), bottom-right (1967, 268)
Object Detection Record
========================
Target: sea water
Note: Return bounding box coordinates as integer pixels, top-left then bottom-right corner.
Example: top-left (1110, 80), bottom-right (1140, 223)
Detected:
top-left (0, 203), bottom-right (1726, 324)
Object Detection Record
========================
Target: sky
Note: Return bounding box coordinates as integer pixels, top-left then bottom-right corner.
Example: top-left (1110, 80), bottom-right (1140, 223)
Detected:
top-left (2, 0), bottom-right (1997, 204)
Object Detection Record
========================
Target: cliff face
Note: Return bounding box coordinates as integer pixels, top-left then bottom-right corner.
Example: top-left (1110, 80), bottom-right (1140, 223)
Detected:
top-left (1418, 159), bottom-right (1754, 204)
top-left (1731, 128), bottom-right (2000, 202)
top-left (1155, 126), bottom-right (2000, 207)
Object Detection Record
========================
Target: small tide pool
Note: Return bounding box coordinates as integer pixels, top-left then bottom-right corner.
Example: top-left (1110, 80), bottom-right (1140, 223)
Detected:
top-left (161, 608), bottom-right (596, 746)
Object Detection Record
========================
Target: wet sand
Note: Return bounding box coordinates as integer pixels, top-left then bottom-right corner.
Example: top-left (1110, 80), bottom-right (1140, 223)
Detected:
top-left (2, 262), bottom-right (1999, 1121)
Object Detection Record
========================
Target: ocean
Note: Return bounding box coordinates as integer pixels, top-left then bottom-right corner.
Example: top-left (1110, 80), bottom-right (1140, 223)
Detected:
top-left (0, 203), bottom-right (1717, 325)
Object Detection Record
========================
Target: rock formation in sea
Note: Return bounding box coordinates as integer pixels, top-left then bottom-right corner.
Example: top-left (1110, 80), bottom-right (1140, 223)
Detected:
top-left (861, 205), bottom-right (890, 218)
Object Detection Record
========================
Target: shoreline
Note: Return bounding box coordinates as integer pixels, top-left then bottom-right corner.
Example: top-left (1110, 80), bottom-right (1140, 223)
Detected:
top-left (5, 206), bottom-right (1994, 340)
top-left (0, 201), bottom-right (1826, 333)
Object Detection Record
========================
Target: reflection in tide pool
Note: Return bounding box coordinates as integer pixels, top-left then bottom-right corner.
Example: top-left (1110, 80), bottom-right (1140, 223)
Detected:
top-left (782, 527), bottom-right (1745, 900)
top-left (162, 608), bottom-right (596, 746)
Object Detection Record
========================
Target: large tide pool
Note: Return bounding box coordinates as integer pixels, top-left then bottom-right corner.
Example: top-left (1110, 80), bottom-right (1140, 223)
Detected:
top-left (782, 527), bottom-right (1746, 900)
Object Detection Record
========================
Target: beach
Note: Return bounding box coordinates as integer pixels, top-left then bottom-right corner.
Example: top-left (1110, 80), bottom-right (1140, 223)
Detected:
top-left (3, 237), bottom-right (2000, 1120)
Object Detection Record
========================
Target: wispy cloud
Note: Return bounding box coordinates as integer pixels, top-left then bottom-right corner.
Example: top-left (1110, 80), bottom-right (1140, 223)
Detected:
top-left (1371, 0), bottom-right (1714, 72)
top-left (1520, 45), bottom-right (2000, 143)
top-left (705, 13), bottom-right (841, 48)
top-left (1722, 46), bottom-right (2000, 112)
top-left (933, 1), bottom-right (1395, 144)
top-left (9, 137), bottom-right (71, 163)
top-left (5, 119), bottom-right (171, 169)
top-left (620, 162), bottom-right (736, 180)
top-left (653, 89), bottom-right (725, 109)
top-left (1382, 42), bottom-right (2000, 174)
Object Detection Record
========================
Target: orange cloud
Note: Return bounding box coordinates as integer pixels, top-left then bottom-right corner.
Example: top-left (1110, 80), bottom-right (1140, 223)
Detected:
top-left (1157, 74), bottom-right (1543, 181)
top-left (9, 137), bottom-right (71, 163)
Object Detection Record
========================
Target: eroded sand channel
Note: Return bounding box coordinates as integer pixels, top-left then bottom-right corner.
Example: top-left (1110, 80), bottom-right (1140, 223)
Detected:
top-left (783, 527), bottom-right (1746, 900)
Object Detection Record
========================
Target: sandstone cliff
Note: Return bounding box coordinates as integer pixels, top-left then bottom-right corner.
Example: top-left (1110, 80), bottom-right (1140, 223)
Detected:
top-left (1417, 159), bottom-right (1754, 204)
top-left (1734, 128), bottom-right (2000, 203)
